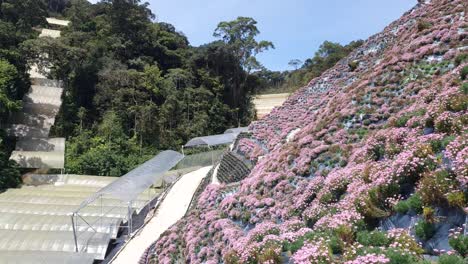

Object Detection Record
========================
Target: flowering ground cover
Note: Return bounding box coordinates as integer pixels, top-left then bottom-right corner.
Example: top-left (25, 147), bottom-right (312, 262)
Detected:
top-left (144, 0), bottom-right (467, 263)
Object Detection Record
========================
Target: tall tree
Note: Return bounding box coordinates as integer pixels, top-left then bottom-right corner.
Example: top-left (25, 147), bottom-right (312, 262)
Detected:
top-left (213, 17), bottom-right (274, 73)
top-left (288, 59), bottom-right (302, 70)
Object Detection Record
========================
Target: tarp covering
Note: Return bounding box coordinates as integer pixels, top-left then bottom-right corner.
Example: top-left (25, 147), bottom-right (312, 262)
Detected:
top-left (185, 133), bottom-right (237, 147)
top-left (224, 127), bottom-right (248, 134)
top-left (77, 150), bottom-right (184, 208)
top-left (0, 251), bottom-right (94, 264)
top-left (0, 230), bottom-right (110, 260)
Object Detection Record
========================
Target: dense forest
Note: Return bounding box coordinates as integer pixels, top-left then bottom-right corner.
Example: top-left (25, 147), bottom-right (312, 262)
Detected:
top-left (0, 0), bottom-right (364, 188)
top-left (22, 0), bottom-right (276, 176)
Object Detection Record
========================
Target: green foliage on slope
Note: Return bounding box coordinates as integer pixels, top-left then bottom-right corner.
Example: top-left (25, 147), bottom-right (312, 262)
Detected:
top-left (22, 0), bottom-right (271, 176)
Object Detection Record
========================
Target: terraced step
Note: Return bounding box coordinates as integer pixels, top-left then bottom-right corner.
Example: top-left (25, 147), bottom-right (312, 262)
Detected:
top-left (216, 151), bottom-right (251, 184)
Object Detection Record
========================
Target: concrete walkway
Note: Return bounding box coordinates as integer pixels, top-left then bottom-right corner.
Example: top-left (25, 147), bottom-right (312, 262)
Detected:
top-left (111, 166), bottom-right (212, 264)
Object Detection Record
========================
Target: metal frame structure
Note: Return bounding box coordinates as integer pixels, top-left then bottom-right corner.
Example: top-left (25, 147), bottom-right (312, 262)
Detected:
top-left (71, 150), bottom-right (184, 253)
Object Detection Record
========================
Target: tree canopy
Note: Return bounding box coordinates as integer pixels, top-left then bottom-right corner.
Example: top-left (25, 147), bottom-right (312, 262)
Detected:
top-left (214, 16), bottom-right (274, 73)
top-left (20, 1), bottom-right (270, 176)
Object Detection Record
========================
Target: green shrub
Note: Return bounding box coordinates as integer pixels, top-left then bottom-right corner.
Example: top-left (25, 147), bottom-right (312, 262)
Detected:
top-left (423, 207), bottom-right (436, 223)
top-left (329, 235), bottom-right (344, 254)
top-left (446, 94), bottom-right (468, 112)
top-left (394, 200), bottom-right (410, 214)
top-left (438, 254), bottom-right (466, 264)
top-left (461, 82), bottom-right (468, 94)
top-left (224, 250), bottom-right (241, 264)
top-left (419, 170), bottom-right (453, 206)
top-left (407, 194), bottom-right (423, 214)
top-left (430, 135), bottom-right (455, 152)
top-left (415, 220), bottom-right (435, 241)
top-left (461, 66), bottom-right (468, 80)
top-left (449, 234), bottom-right (468, 257)
top-left (417, 20), bottom-right (432, 31)
top-left (394, 193), bottom-right (423, 214)
top-left (258, 246), bottom-right (282, 264)
top-left (455, 53), bottom-right (468, 66)
top-left (348, 60), bottom-right (359, 71)
top-left (447, 191), bottom-right (466, 208)
top-left (385, 248), bottom-right (420, 264)
top-left (460, 65), bottom-right (468, 80)
top-left (356, 230), bottom-right (390, 247)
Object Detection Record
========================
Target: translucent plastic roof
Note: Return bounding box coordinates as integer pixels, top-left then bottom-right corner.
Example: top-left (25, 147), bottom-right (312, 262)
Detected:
top-left (0, 193), bottom-right (147, 209)
top-left (4, 186), bottom-right (161, 200)
top-left (15, 138), bottom-right (65, 152)
top-left (22, 101), bottom-right (60, 117)
top-left (77, 150), bottom-right (184, 208)
top-left (0, 230), bottom-right (110, 260)
top-left (58, 174), bottom-right (116, 187)
top-left (24, 85), bottom-right (63, 106)
top-left (185, 133), bottom-right (237, 147)
top-left (39, 28), bottom-right (61, 38)
top-left (0, 201), bottom-right (129, 218)
top-left (31, 78), bottom-right (63, 88)
top-left (0, 212), bottom-right (122, 238)
top-left (9, 112), bottom-right (55, 129)
top-left (46, 17), bottom-right (70, 26)
top-left (175, 149), bottom-right (225, 170)
top-left (0, 251), bottom-right (94, 264)
top-left (224, 127), bottom-right (248, 134)
top-left (29, 64), bottom-right (48, 79)
top-left (10, 150), bottom-right (64, 169)
top-left (6, 124), bottom-right (50, 138)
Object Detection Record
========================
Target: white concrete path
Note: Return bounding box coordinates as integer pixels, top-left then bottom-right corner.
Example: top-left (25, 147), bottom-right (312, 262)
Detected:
top-left (111, 166), bottom-right (212, 264)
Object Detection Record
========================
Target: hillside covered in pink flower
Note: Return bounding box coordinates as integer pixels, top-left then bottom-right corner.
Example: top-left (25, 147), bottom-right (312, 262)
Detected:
top-left (144, 0), bottom-right (467, 263)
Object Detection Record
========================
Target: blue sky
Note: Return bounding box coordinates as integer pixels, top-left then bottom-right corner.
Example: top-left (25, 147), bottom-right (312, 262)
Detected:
top-left (90, 0), bottom-right (417, 71)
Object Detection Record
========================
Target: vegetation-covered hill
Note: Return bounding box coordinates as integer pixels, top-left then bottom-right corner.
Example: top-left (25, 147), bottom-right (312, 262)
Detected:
top-left (22, 0), bottom-right (275, 176)
top-left (148, 0), bottom-right (467, 263)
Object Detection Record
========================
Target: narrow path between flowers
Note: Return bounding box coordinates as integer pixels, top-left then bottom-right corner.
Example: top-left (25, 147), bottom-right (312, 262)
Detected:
top-left (111, 166), bottom-right (213, 264)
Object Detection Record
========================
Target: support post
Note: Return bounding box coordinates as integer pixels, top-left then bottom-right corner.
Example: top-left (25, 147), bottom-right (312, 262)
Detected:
top-left (71, 213), bottom-right (79, 252)
top-left (127, 201), bottom-right (133, 236)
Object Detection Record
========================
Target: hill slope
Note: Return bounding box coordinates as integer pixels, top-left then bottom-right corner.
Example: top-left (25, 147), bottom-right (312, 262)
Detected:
top-left (145, 0), bottom-right (467, 263)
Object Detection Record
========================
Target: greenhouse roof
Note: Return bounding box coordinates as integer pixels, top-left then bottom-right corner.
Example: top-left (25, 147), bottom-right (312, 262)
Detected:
top-left (184, 133), bottom-right (237, 148)
top-left (77, 150), bottom-right (184, 208)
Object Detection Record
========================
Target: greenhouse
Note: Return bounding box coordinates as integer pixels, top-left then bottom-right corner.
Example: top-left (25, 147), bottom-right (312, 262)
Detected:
top-left (0, 251), bottom-right (94, 264)
top-left (224, 127), bottom-right (248, 134)
top-left (184, 133), bottom-right (238, 148)
top-left (0, 151), bottom-right (185, 263)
